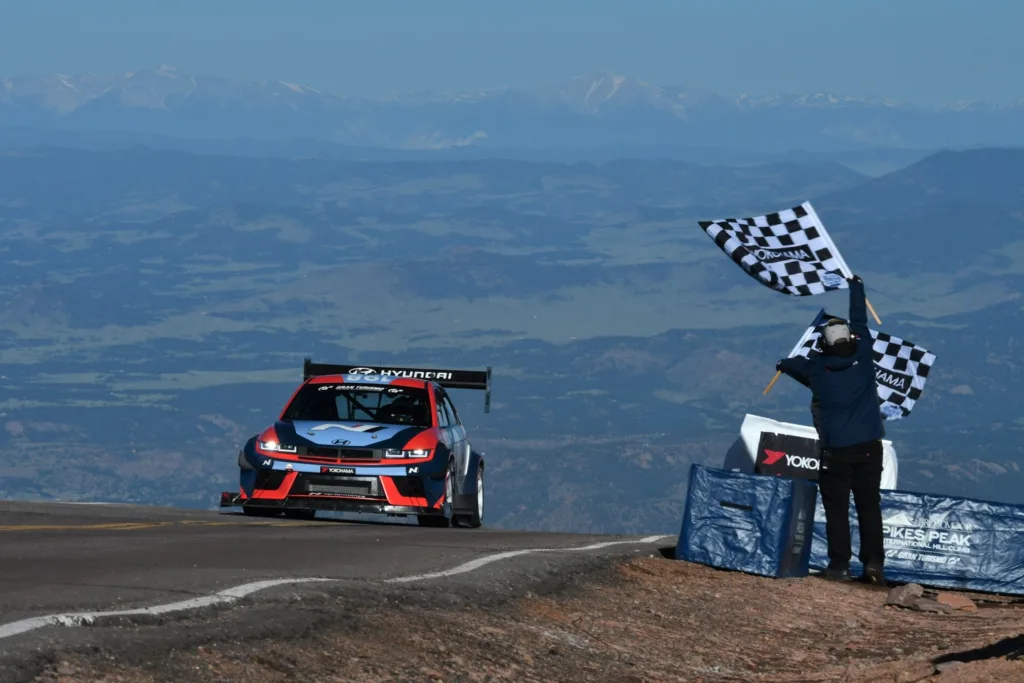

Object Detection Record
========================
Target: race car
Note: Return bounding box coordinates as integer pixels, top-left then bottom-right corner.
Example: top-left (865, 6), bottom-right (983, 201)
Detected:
top-left (219, 359), bottom-right (491, 528)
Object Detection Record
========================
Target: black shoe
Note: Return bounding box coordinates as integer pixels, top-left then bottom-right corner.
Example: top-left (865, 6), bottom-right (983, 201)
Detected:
top-left (861, 563), bottom-right (887, 586)
top-left (821, 563), bottom-right (851, 582)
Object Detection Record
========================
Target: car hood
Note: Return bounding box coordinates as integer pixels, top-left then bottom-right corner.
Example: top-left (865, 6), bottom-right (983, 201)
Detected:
top-left (279, 420), bottom-right (427, 449)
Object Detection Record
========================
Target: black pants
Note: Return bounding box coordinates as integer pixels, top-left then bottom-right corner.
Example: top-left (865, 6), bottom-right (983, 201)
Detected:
top-left (818, 439), bottom-right (884, 568)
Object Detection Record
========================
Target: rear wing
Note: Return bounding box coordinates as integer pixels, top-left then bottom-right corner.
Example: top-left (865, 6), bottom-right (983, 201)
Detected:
top-left (302, 358), bottom-right (493, 413)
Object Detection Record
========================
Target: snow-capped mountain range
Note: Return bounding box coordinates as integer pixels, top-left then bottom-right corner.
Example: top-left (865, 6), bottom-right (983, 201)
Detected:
top-left (2, 66), bottom-right (1022, 152)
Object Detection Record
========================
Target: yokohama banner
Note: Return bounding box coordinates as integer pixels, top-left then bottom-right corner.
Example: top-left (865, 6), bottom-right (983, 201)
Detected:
top-left (728, 414), bottom-right (898, 490)
top-left (809, 489), bottom-right (1024, 594)
top-left (754, 431), bottom-right (822, 480)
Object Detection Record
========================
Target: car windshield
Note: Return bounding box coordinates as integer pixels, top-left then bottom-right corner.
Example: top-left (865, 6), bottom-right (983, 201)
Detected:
top-left (282, 383), bottom-right (432, 427)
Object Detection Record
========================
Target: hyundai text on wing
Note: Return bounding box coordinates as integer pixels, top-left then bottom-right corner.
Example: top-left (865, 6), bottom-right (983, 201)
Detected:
top-left (220, 359), bottom-right (492, 528)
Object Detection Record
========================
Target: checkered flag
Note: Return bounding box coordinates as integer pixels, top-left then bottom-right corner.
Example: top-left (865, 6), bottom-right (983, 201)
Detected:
top-left (698, 201), bottom-right (852, 296)
top-left (789, 309), bottom-right (937, 420)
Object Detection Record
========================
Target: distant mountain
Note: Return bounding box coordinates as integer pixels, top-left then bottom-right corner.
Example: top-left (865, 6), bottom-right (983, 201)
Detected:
top-left (1, 143), bottom-right (1022, 533)
top-left (2, 66), bottom-right (1024, 153)
top-left (816, 147), bottom-right (1024, 210)
top-left (0, 145), bottom-right (867, 223)
top-left (806, 148), bottom-right (1024, 272)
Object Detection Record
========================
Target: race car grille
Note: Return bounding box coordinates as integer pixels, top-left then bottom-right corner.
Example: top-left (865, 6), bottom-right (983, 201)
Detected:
top-left (307, 482), bottom-right (372, 496)
top-left (298, 447), bottom-right (383, 462)
top-left (298, 475), bottom-right (381, 499)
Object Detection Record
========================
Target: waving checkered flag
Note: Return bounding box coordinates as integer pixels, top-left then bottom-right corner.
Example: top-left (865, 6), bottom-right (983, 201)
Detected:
top-left (698, 201), bottom-right (852, 296)
top-left (790, 310), bottom-right (937, 420)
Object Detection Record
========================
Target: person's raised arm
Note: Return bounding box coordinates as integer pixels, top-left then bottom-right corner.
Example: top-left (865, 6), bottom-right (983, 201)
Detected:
top-left (848, 274), bottom-right (869, 338)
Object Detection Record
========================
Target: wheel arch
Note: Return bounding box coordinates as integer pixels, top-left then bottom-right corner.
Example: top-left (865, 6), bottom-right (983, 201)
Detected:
top-left (463, 449), bottom-right (484, 493)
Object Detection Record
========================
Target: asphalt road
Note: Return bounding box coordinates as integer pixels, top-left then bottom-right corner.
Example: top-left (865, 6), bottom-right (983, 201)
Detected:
top-left (0, 500), bottom-right (667, 630)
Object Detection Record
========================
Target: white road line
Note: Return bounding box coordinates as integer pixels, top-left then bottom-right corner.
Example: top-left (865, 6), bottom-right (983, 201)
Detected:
top-left (0, 535), bottom-right (670, 642)
top-left (385, 535), bottom-right (670, 583)
top-left (0, 578), bottom-right (333, 640)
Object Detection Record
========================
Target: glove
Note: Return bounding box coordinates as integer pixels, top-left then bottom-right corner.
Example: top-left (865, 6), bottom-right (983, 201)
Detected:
top-left (849, 274), bottom-right (863, 284)
top-left (776, 359), bottom-right (784, 372)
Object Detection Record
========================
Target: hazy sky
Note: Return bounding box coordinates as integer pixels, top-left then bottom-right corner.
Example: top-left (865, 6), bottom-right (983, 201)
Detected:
top-left (1, 0), bottom-right (1020, 104)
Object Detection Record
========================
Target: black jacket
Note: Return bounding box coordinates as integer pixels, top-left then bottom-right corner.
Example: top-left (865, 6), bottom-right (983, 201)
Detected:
top-left (778, 279), bottom-right (884, 450)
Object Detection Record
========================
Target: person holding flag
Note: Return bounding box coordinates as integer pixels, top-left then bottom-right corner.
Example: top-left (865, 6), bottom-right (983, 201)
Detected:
top-left (775, 275), bottom-right (887, 586)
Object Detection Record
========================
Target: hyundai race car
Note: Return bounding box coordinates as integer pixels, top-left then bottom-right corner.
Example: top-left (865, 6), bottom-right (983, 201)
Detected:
top-left (220, 359), bottom-right (491, 528)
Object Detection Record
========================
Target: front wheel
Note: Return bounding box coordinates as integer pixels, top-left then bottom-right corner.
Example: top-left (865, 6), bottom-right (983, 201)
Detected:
top-left (456, 465), bottom-right (484, 529)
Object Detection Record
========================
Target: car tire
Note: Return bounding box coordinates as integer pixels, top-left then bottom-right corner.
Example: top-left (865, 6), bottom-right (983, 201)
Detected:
top-left (283, 508), bottom-right (317, 521)
top-left (456, 464), bottom-right (484, 529)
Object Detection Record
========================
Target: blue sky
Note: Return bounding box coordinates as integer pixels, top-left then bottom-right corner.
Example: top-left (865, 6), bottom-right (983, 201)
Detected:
top-left (0, 0), bottom-right (1020, 104)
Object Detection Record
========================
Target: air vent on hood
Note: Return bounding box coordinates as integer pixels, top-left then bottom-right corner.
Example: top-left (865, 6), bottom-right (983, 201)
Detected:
top-left (298, 446), bottom-right (383, 462)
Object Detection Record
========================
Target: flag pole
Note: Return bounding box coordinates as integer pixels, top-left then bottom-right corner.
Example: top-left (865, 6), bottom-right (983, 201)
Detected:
top-left (802, 202), bottom-right (881, 325)
top-left (865, 297), bottom-right (882, 325)
top-left (763, 371), bottom-right (781, 395)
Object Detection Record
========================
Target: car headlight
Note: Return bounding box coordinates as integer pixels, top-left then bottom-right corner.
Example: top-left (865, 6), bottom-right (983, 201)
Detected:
top-left (258, 440), bottom-right (297, 454)
top-left (384, 449), bottom-right (431, 459)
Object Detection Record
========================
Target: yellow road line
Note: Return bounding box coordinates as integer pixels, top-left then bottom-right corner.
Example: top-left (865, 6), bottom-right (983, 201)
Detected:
top-left (176, 520), bottom-right (320, 528)
top-left (0, 522), bottom-right (171, 532)
top-left (0, 519), bottom-right (325, 532)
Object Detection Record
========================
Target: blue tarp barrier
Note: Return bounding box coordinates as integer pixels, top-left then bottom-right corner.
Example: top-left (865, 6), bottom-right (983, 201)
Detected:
top-left (810, 489), bottom-right (1024, 594)
top-left (676, 464), bottom-right (818, 578)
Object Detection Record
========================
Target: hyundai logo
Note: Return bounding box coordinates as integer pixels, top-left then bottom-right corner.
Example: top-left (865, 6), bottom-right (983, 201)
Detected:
top-left (349, 367), bottom-right (376, 374)
top-left (331, 439), bottom-right (351, 445)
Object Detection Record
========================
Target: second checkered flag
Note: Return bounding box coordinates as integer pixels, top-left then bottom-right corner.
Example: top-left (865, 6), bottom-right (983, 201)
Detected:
top-left (698, 201), bottom-right (852, 298)
top-left (788, 309), bottom-right (937, 420)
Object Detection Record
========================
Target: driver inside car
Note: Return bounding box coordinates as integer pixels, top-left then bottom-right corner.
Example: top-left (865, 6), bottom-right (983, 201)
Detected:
top-left (376, 394), bottom-right (428, 425)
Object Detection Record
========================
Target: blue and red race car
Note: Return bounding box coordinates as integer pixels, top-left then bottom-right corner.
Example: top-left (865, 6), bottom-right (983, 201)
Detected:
top-left (220, 359), bottom-right (491, 528)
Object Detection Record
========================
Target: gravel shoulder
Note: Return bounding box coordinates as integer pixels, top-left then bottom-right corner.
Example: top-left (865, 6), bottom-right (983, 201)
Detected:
top-left (13, 549), bottom-right (1024, 683)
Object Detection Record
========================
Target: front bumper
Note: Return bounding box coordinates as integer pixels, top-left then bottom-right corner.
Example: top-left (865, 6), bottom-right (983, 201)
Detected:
top-left (228, 456), bottom-right (446, 514)
top-left (220, 492), bottom-right (442, 516)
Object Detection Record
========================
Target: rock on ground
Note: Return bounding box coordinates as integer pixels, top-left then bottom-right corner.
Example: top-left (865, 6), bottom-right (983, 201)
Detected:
top-left (22, 556), bottom-right (1024, 683)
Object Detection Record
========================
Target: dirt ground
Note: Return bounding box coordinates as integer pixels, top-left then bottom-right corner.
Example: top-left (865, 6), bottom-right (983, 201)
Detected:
top-left (31, 556), bottom-right (1024, 682)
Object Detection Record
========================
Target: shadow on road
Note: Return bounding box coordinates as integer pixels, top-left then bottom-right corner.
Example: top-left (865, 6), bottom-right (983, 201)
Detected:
top-left (217, 510), bottom-right (421, 528)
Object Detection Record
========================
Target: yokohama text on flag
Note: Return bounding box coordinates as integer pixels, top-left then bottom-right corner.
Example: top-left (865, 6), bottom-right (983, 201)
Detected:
top-left (698, 201), bottom-right (852, 296)
top-left (790, 309), bottom-right (937, 420)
